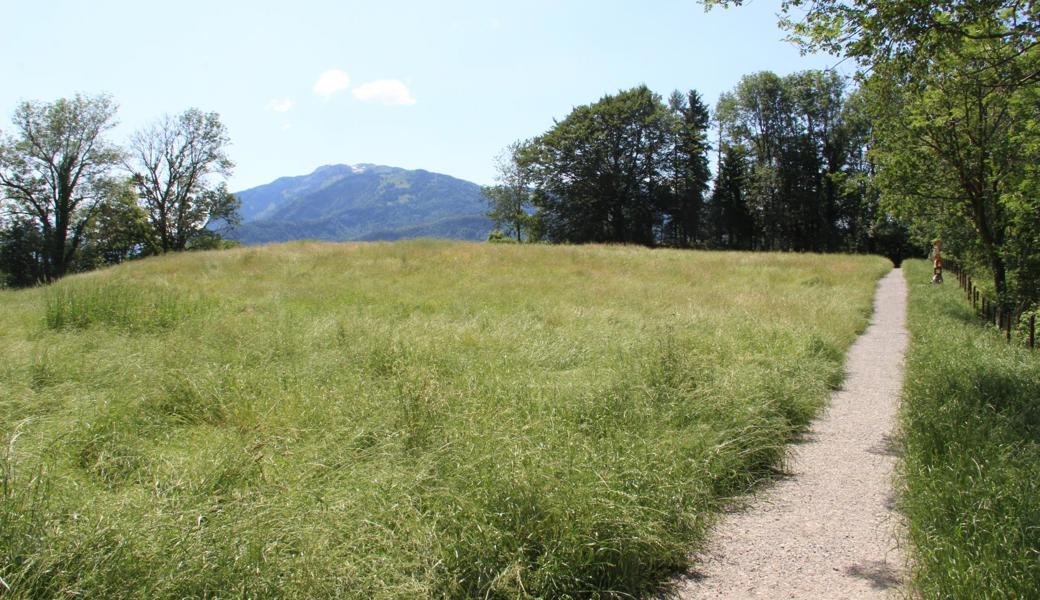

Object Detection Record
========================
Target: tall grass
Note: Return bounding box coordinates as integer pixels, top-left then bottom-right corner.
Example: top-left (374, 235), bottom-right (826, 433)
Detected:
top-left (44, 281), bottom-right (193, 332)
top-left (0, 241), bottom-right (889, 598)
top-left (900, 260), bottom-right (1040, 598)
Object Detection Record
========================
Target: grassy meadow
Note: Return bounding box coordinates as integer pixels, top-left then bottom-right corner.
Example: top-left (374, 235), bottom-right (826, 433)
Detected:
top-left (899, 261), bottom-right (1040, 598)
top-left (0, 241), bottom-right (889, 598)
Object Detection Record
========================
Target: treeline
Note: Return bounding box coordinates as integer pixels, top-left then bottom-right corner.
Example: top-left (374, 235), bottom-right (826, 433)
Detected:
top-left (483, 72), bottom-right (916, 263)
top-left (702, 0), bottom-right (1040, 315)
top-left (0, 94), bottom-right (238, 287)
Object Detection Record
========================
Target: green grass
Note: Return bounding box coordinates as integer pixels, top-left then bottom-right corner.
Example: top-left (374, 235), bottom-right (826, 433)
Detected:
top-left (43, 280), bottom-right (199, 332)
top-left (0, 240), bottom-right (889, 598)
top-left (900, 260), bottom-right (1040, 598)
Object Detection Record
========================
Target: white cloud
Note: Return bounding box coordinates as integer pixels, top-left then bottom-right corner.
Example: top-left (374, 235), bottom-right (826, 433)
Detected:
top-left (313, 69), bottom-right (351, 98)
top-left (351, 79), bottom-right (416, 106)
top-left (280, 123), bottom-right (292, 131)
top-left (267, 98), bottom-right (295, 112)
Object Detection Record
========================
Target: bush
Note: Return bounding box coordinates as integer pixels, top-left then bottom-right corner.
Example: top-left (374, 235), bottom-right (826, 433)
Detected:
top-left (486, 229), bottom-right (518, 244)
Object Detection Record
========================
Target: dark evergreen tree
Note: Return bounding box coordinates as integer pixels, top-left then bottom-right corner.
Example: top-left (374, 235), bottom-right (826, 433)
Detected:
top-left (662, 90), bottom-right (712, 247)
top-left (707, 144), bottom-right (755, 249)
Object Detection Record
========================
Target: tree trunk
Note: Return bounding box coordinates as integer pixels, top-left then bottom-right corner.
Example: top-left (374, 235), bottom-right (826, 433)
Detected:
top-left (992, 253), bottom-right (1008, 310)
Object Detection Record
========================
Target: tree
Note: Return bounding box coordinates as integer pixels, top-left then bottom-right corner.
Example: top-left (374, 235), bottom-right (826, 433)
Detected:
top-left (705, 0), bottom-right (1040, 307)
top-left (524, 86), bottom-right (673, 245)
top-left (482, 141), bottom-right (534, 242)
top-left (0, 94), bottom-right (121, 280)
top-left (662, 90), bottom-right (712, 247)
top-left (711, 70), bottom-right (913, 255)
top-left (706, 143), bottom-right (755, 249)
top-left (0, 216), bottom-right (47, 287)
top-left (75, 178), bottom-right (152, 269)
top-left (126, 109), bottom-right (239, 253)
top-left (865, 41), bottom-right (1038, 306)
top-left (715, 71), bottom-right (835, 251)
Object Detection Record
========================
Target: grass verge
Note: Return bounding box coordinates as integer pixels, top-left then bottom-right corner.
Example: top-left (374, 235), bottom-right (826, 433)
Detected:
top-left (0, 241), bottom-right (889, 598)
top-left (901, 260), bottom-right (1040, 597)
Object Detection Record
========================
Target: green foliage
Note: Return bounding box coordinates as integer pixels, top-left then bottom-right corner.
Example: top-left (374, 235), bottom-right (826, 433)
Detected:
top-left (711, 70), bottom-right (916, 258)
top-left (0, 241), bottom-right (889, 598)
top-left (865, 32), bottom-right (1040, 306)
top-left (485, 229), bottom-right (517, 244)
top-left (520, 85), bottom-right (712, 246)
top-left (186, 229), bottom-right (242, 251)
top-left (75, 179), bottom-right (154, 269)
top-left (707, 144), bottom-right (754, 249)
top-left (127, 109), bottom-right (239, 253)
top-left (483, 141), bottom-right (535, 242)
top-left (709, 0), bottom-right (1040, 307)
top-left (661, 90), bottom-right (712, 247)
top-left (1, 97), bottom-right (243, 286)
top-left (0, 218), bottom-right (46, 287)
top-left (0, 94), bottom-right (121, 280)
top-left (900, 260), bottom-right (1040, 597)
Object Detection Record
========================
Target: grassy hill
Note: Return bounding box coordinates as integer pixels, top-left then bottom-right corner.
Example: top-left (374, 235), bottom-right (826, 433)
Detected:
top-left (0, 241), bottom-right (889, 598)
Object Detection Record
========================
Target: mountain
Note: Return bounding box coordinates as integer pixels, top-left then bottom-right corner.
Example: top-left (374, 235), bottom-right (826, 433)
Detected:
top-left (227, 164), bottom-right (494, 244)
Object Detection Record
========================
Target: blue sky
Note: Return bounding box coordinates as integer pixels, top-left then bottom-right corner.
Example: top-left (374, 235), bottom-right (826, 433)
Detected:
top-left (1, 0), bottom-right (844, 190)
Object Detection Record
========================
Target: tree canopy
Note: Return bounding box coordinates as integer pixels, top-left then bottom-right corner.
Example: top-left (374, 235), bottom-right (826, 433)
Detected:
top-left (127, 109), bottom-right (238, 253)
top-left (0, 97), bottom-right (239, 287)
top-left (514, 85), bottom-right (713, 246)
top-left (507, 78), bottom-right (911, 261)
top-left (0, 94), bottom-right (121, 280)
top-left (704, 0), bottom-right (1040, 308)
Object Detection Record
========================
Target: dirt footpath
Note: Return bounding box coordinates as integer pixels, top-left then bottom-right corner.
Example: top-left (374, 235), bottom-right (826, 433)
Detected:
top-left (675, 268), bottom-right (909, 599)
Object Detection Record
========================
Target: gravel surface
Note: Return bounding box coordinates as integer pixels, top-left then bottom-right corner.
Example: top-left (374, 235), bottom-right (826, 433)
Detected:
top-left (673, 268), bottom-right (908, 599)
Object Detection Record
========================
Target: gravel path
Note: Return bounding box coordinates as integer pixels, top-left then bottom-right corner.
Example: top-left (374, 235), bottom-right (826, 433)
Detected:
top-left (674, 268), bottom-right (908, 599)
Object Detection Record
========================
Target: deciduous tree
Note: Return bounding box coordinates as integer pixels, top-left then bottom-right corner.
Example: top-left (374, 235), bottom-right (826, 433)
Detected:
top-left (127, 109), bottom-right (239, 253)
top-left (524, 86), bottom-right (673, 245)
top-left (706, 0), bottom-right (1040, 307)
top-left (0, 94), bottom-right (121, 280)
top-left (482, 141), bottom-right (534, 242)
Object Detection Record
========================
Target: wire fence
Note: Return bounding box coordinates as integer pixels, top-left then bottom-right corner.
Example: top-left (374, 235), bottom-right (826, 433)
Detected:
top-left (944, 262), bottom-right (1036, 350)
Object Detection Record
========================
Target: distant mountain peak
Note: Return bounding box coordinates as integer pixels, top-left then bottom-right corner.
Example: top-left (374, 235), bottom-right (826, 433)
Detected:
top-left (229, 164), bottom-right (492, 244)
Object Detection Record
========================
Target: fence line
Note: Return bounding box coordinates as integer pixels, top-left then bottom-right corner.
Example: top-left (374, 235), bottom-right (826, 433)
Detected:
top-left (944, 261), bottom-right (1035, 350)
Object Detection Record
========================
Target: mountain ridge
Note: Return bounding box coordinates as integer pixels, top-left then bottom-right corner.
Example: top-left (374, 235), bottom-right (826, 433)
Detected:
top-left (227, 164), bottom-right (493, 244)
